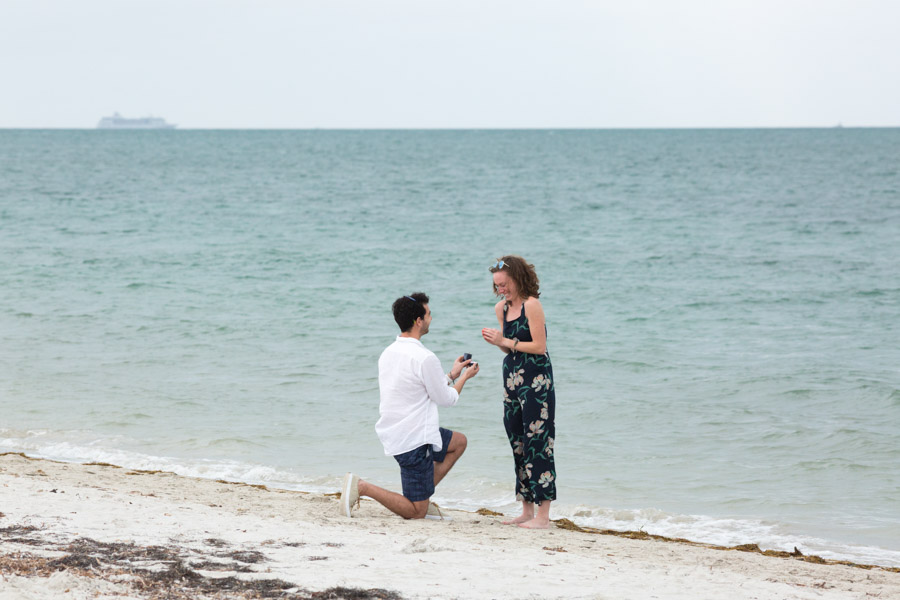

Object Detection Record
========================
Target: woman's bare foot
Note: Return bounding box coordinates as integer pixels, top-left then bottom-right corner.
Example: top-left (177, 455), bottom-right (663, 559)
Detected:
top-left (517, 516), bottom-right (551, 529)
top-left (502, 512), bottom-right (534, 525)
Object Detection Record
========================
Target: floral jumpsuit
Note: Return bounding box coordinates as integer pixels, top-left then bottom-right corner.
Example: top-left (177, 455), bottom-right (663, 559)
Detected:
top-left (502, 301), bottom-right (557, 504)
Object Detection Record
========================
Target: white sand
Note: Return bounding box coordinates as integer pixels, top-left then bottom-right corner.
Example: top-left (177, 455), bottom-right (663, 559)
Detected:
top-left (1, 453), bottom-right (897, 600)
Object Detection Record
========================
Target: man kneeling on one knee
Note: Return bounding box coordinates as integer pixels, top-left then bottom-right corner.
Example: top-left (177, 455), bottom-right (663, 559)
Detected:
top-left (341, 292), bottom-right (478, 519)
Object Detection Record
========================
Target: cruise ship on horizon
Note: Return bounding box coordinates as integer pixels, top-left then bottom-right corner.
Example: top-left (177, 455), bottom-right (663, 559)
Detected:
top-left (97, 112), bottom-right (177, 129)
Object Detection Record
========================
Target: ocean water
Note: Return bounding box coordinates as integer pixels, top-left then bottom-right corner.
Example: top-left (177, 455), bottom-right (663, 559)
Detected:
top-left (1, 129), bottom-right (899, 567)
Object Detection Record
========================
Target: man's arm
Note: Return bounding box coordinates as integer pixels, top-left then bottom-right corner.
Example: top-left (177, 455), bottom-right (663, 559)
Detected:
top-left (422, 354), bottom-right (478, 406)
top-left (448, 354), bottom-right (474, 381)
top-left (422, 354), bottom-right (459, 407)
top-left (451, 362), bottom-right (479, 394)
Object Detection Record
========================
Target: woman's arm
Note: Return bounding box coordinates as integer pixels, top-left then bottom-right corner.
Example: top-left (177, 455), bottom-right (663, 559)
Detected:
top-left (510, 299), bottom-right (547, 355)
top-left (481, 301), bottom-right (511, 354)
top-left (486, 299), bottom-right (547, 355)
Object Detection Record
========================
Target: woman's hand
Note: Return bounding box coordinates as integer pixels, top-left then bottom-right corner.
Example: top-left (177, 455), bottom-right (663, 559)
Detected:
top-left (482, 328), bottom-right (506, 347)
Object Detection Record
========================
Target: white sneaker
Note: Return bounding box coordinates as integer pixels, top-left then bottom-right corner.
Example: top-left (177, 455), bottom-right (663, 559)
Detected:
top-left (340, 473), bottom-right (360, 517)
top-left (425, 502), bottom-right (452, 521)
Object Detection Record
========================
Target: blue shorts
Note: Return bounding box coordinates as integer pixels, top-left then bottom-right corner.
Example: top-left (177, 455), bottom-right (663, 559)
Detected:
top-left (394, 428), bottom-right (453, 502)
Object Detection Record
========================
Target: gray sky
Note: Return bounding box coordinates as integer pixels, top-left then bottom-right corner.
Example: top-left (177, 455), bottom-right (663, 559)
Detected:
top-left (2, 0), bottom-right (898, 128)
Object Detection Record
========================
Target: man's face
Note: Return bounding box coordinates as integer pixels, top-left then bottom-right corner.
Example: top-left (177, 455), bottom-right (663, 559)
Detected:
top-left (419, 304), bottom-right (432, 335)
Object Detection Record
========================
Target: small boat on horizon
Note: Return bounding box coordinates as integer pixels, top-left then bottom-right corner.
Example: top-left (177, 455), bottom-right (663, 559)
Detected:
top-left (97, 112), bottom-right (177, 129)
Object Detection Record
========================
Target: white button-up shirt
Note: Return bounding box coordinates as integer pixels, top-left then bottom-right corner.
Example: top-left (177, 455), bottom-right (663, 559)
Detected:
top-left (375, 336), bottom-right (459, 456)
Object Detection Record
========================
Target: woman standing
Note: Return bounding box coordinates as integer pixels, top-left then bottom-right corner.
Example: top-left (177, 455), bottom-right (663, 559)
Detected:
top-left (481, 256), bottom-right (556, 529)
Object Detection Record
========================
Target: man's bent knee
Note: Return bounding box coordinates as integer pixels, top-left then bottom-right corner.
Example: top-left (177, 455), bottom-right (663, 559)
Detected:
top-left (451, 432), bottom-right (467, 455)
top-left (408, 500), bottom-right (430, 520)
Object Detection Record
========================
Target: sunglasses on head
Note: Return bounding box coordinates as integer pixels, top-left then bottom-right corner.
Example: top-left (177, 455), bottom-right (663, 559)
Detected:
top-left (492, 260), bottom-right (507, 270)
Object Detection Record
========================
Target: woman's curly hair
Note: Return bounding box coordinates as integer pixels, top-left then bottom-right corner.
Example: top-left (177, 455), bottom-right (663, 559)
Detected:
top-left (489, 255), bottom-right (540, 299)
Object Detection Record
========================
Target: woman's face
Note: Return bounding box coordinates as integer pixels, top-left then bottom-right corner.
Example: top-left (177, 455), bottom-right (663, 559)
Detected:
top-left (493, 271), bottom-right (517, 299)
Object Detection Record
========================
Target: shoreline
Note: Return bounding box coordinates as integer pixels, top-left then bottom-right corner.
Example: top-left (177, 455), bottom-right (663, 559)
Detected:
top-left (4, 449), bottom-right (897, 569)
top-left (2, 452), bottom-right (899, 599)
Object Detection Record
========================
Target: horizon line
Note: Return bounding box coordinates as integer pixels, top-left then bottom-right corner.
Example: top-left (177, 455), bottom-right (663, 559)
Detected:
top-left (2, 125), bottom-right (899, 131)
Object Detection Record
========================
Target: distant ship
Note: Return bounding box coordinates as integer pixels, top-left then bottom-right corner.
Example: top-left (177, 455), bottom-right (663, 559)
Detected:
top-left (96, 112), bottom-right (177, 129)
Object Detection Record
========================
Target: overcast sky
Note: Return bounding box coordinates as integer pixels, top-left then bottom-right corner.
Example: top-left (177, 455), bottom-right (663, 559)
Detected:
top-left (2, 0), bottom-right (898, 128)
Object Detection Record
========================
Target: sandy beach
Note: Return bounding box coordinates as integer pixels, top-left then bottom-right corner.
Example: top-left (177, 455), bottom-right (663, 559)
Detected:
top-left (1, 453), bottom-right (897, 600)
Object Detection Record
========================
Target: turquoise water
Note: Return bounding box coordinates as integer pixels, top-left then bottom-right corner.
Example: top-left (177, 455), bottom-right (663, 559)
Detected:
top-left (2, 129), bottom-right (899, 566)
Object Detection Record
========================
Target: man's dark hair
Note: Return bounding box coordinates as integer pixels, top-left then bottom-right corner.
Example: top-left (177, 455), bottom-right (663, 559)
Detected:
top-left (392, 292), bottom-right (429, 332)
